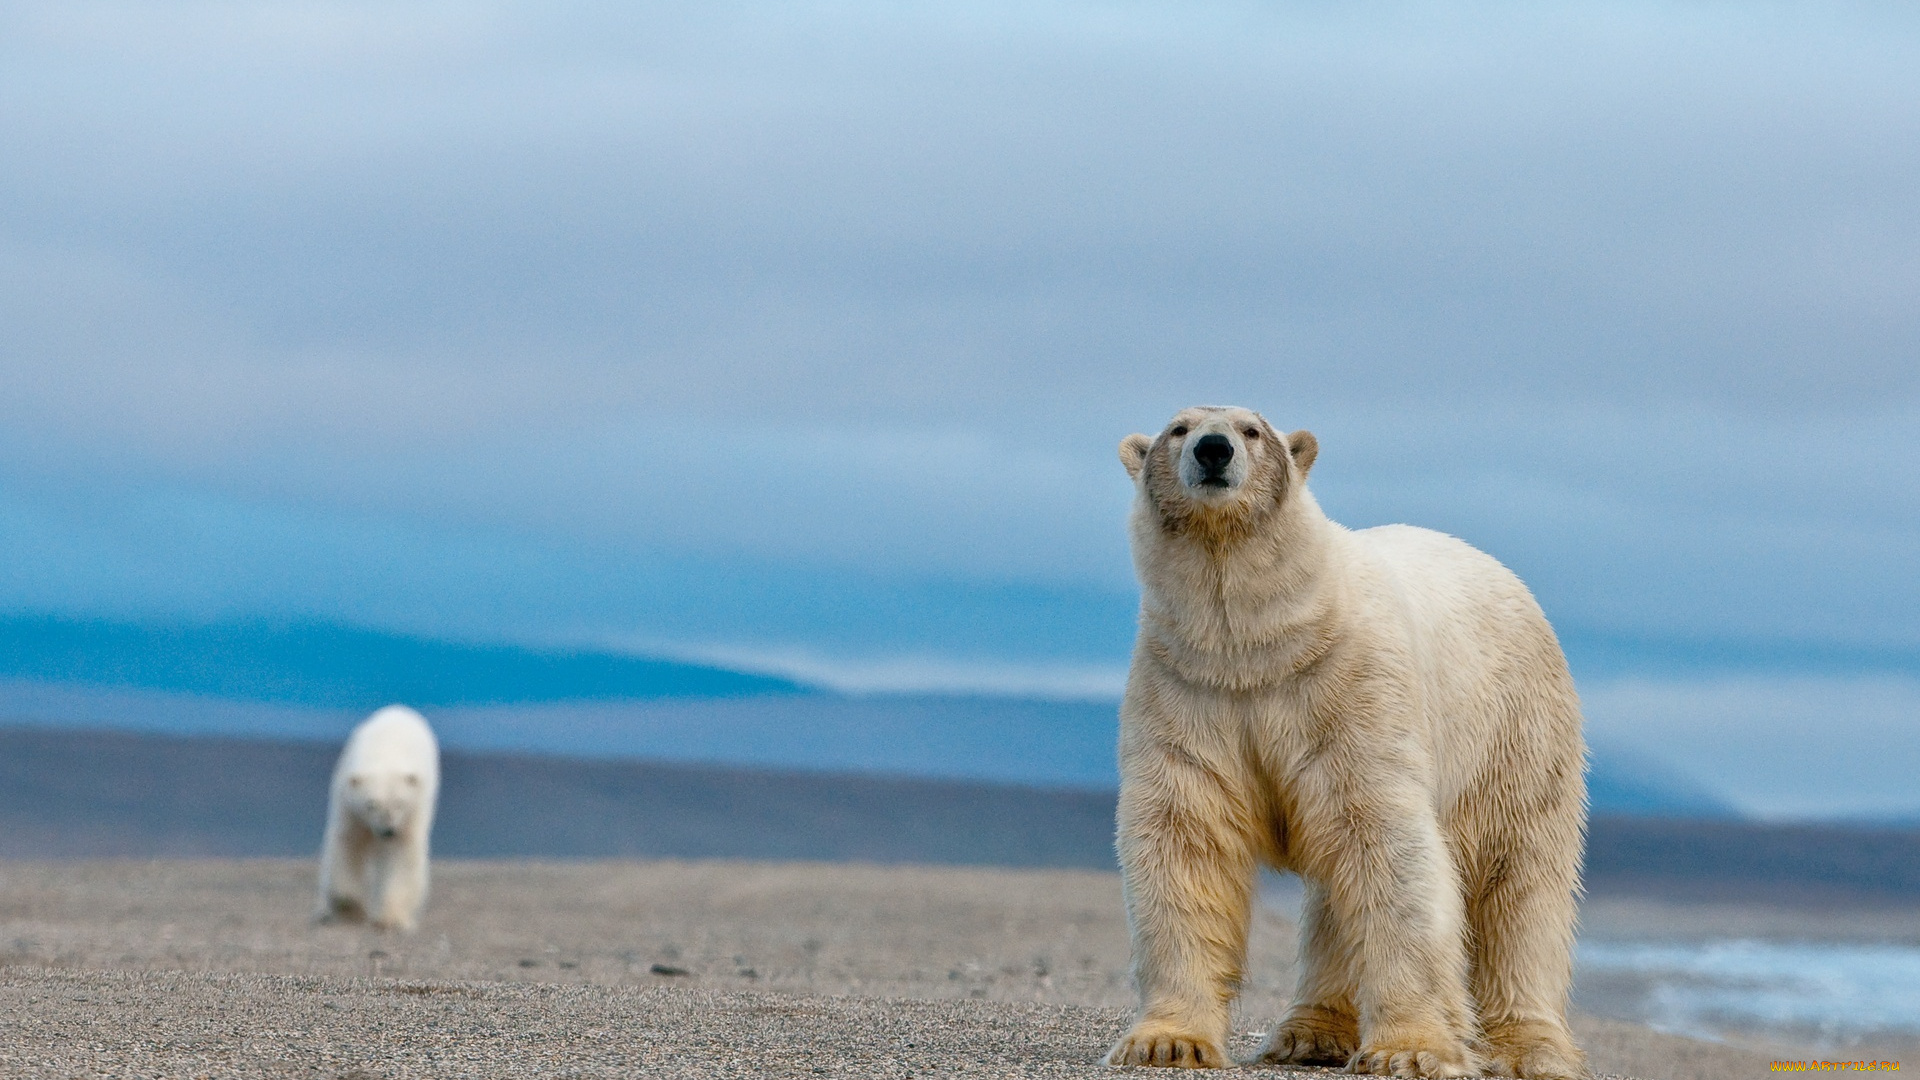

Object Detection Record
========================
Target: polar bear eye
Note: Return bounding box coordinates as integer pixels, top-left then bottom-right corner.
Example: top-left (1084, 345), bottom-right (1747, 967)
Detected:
top-left (1243, 427), bottom-right (1261, 439)
top-left (1170, 425), bottom-right (1188, 437)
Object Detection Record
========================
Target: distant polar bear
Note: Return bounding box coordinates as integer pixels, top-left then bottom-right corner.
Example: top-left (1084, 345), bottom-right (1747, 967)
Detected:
top-left (1107, 407), bottom-right (1587, 1078)
top-left (317, 705), bottom-right (440, 932)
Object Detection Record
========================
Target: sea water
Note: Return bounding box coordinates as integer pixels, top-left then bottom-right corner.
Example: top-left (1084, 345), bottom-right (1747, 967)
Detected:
top-left (1258, 874), bottom-right (1920, 1049)
top-left (1576, 939), bottom-right (1920, 1046)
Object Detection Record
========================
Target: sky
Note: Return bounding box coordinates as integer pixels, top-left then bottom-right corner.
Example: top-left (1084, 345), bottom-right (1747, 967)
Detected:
top-left (1, 1), bottom-right (1916, 818)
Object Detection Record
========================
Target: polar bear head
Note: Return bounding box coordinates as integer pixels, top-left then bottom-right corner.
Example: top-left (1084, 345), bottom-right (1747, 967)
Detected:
top-left (1119, 405), bottom-right (1318, 545)
top-left (341, 770), bottom-right (426, 840)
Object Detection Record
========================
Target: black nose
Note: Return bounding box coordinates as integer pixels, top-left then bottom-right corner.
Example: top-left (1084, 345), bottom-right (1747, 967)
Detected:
top-left (1192, 433), bottom-right (1234, 472)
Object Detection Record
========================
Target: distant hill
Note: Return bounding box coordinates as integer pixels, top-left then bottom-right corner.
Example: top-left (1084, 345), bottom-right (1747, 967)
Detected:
top-left (0, 677), bottom-right (1733, 810)
top-left (1558, 628), bottom-right (1920, 679)
top-left (0, 681), bottom-right (1126, 789)
top-left (0, 616), bottom-right (1775, 821)
top-left (3, 726), bottom-right (1917, 903)
top-left (0, 616), bottom-right (802, 708)
top-left (1586, 748), bottom-right (1737, 818)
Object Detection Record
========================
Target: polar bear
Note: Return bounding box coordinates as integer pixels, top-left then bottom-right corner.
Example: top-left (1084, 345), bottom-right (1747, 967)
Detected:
top-left (1107, 406), bottom-right (1587, 1078)
top-left (317, 705), bottom-right (440, 932)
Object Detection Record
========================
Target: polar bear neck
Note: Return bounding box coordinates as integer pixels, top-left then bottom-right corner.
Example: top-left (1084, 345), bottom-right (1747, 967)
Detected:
top-left (1130, 485), bottom-right (1341, 691)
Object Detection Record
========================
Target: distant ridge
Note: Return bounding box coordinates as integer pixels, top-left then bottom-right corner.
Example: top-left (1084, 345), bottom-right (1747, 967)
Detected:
top-left (0, 616), bottom-right (803, 708)
top-left (1558, 628), bottom-right (1920, 679)
top-left (3, 726), bottom-right (1918, 902)
top-left (1587, 749), bottom-right (1738, 819)
top-left (0, 676), bottom-right (1730, 812)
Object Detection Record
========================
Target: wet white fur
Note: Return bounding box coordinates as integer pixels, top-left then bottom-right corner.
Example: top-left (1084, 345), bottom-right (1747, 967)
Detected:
top-left (317, 705), bottom-right (440, 932)
top-left (1108, 407), bottom-right (1587, 1077)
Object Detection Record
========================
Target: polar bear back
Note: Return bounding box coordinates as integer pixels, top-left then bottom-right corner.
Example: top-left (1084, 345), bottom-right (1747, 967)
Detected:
top-left (1338, 523), bottom-right (1581, 809)
top-left (334, 705), bottom-right (440, 794)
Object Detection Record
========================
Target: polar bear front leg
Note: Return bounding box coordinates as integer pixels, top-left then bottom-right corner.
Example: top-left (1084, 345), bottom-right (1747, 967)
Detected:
top-left (1108, 759), bottom-right (1256, 1069)
top-left (316, 819), bottom-right (371, 923)
top-left (1258, 880), bottom-right (1361, 1066)
top-left (366, 838), bottom-right (426, 932)
top-left (1299, 788), bottom-right (1480, 1078)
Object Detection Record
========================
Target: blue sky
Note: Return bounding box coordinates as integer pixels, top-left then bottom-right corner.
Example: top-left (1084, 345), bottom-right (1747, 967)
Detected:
top-left (2, 2), bottom-right (1916, 817)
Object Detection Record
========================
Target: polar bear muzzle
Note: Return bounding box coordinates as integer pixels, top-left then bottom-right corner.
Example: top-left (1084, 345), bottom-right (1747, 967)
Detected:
top-left (1177, 421), bottom-right (1253, 495)
top-left (1191, 434), bottom-right (1234, 485)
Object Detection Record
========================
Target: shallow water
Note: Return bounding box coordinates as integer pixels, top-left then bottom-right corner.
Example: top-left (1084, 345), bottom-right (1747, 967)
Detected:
top-left (1266, 874), bottom-right (1920, 1053)
top-left (1576, 938), bottom-right (1920, 1048)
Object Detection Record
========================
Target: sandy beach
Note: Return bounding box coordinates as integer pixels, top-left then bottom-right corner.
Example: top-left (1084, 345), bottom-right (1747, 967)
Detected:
top-left (0, 859), bottom-right (1804, 1078)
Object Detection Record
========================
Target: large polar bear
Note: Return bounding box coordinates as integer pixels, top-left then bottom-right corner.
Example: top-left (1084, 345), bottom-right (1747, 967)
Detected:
top-left (1108, 406), bottom-right (1586, 1078)
top-left (317, 705), bottom-right (440, 932)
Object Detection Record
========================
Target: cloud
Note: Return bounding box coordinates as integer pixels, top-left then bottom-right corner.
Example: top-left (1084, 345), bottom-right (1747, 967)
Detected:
top-left (7, 2), bottom-right (1919, 414)
top-left (0, 0), bottom-right (1915, 669)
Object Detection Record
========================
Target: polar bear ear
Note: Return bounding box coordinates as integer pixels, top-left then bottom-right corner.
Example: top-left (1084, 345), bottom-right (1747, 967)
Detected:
top-left (1118, 434), bottom-right (1153, 480)
top-left (1287, 430), bottom-right (1319, 476)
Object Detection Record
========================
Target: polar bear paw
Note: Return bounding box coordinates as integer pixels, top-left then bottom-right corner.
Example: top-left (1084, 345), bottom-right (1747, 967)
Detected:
top-left (1483, 1020), bottom-right (1588, 1080)
top-left (1107, 1021), bottom-right (1231, 1069)
top-left (1257, 1004), bottom-right (1360, 1065)
top-left (316, 895), bottom-right (366, 924)
top-left (1347, 1034), bottom-right (1480, 1079)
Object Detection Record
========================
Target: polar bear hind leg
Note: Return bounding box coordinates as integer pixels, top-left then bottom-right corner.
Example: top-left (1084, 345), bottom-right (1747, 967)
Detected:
top-left (1467, 834), bottom-right (1586, 1079)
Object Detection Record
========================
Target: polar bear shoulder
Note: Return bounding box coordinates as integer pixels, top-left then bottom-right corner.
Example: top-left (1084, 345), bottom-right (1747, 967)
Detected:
top-left (1341, 523), bottom-right (1563, 661)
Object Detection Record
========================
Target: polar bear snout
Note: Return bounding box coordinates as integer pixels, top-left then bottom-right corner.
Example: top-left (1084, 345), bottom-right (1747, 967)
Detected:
top-left (351, 798), bottom-right (409, 839)
top-left (1179, 424), bottom-right (1250, 494)
top-left (1191, 433), bottom-right (1234, 483)
top-left (343, 772), bottom-right (424, 839)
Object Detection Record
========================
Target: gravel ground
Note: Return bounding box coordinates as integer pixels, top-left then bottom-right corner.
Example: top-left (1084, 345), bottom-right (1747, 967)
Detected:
top-left (0, 859), bottom-right (1783, 1079)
